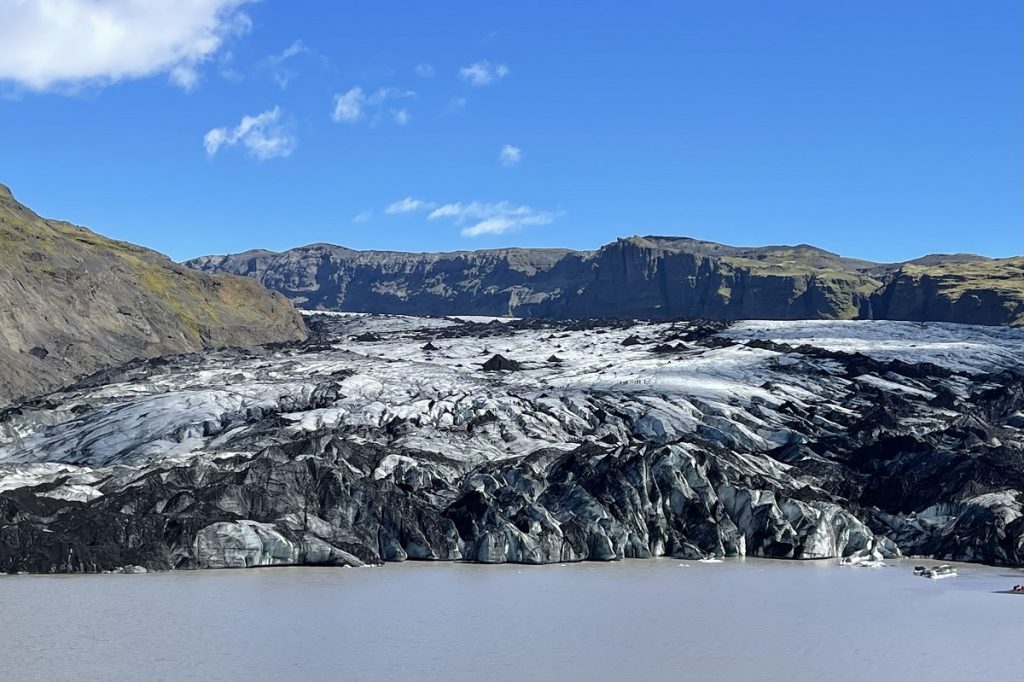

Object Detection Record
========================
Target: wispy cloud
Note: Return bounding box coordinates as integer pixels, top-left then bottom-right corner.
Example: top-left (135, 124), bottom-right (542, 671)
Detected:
top-left (500, 144), bottom-right (522, 167)
top-left (332, 86), bottom-right (365, 122)
top-left (218, 50), bottom-right (244, 82)
top-left (266, 39), bottom-right (308, 89)
top-left (428, 201), bottom-right (560, 237)
top-left (331, 86), bottom-right (366, 122)
top-left (203, 106), bottom-right (296, 160)
top-left (385, 197), bottom-right (434, 214)
top-left (353, 210), bottom-right (372, 223)
top-left (459, 60), bottom-right (509, 86)
top-left (372, 87), bottom-right (416, 103)
top-left (332, 86), bottom-right (416, 124)
top-left (447, 96), bottom-right (467, 114)
top-left (269, 40), bottom-right (308, 65)
top-left (0, 0), bottom-right (254, 93)
top-left (414, 63), bottom-right (435, 78)
top-left (170, 64), bottom-right (202, 91)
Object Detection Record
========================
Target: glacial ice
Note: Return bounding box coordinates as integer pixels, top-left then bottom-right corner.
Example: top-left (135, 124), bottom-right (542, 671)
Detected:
top-left (0, 315), bottom-right (1021, 572)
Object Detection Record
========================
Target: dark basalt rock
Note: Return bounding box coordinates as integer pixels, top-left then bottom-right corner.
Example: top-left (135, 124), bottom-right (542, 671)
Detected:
top-left (422, 341), bottom-right (439, 351)
top-left (621, 335), bottom-right (643, 347)
top-left (185, 237), bottom-right (1024, 326)
top-left (482, 354), bottom-right (522, 371)
top-left (1, 315), bottom-right (1023, 573)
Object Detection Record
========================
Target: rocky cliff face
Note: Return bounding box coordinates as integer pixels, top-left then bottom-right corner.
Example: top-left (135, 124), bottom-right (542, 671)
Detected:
top-left (1, 314), bottom-right (1021, 572)
top-left (189, 243), bottom-right (584, 315)
top-left (0, 184), bottom-right (307, 404)
top-left (871, 259), bottom-right (1024, 326)
top-left (541, 237), bottom-right (881, 321)
top-left (187, 236), bottom-right (1023, 325)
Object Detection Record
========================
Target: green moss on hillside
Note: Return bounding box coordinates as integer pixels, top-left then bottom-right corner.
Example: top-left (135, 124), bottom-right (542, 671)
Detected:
top-left (0, 185), bottom-right (307, 403)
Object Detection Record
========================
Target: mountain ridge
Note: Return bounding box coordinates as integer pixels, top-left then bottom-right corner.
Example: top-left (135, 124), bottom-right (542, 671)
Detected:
top-left (199, 235), bottom-right (998, 269)
top-left (187, 236), bottom-right (1024, 326)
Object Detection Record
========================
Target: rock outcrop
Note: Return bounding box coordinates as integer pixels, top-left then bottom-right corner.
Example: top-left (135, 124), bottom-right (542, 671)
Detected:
top-left (482, 354), bottom-right (521, 371)
top-left (871, 258), bottom-right (1024, 326)
top-left (0, 183), bottom-right (307, 404)
top-left (1, 314), bottom-right (1021, 573)
top-left (187, 236), bottom-right (1024, 326)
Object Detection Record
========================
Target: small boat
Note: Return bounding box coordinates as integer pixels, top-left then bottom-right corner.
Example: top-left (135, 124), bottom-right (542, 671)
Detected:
top-left (920, 564), bottom-right (958, 580)
top-left (913, 566), bottom-right (928, 576)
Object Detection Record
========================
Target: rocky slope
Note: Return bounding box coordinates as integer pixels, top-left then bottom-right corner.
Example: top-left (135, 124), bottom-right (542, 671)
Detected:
top-left (0, 314), bottom-right (1021, 573)
top-left (0, 184), bottom-right (307, 404)
top-left (871, 258), bottom-right (1024, 326)
top-left (187, 236), bottom-right (1024, 325)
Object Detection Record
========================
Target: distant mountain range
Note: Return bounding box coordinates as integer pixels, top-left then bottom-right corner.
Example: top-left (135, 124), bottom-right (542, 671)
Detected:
top-left (1, 178), bottom-right (1020, 403)
top-left (187, 236), bottom-right (1024, 326)
top-left (0, 184), bottom-right (307, 404)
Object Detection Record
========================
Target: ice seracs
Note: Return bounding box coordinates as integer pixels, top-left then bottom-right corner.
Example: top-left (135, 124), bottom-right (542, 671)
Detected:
top-left (841, 538), bottom-right (887, 568)
top-left (0, 315), bottom-right (1021, 573)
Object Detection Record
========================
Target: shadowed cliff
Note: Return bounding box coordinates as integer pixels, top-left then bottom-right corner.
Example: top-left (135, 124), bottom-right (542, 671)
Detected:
top-left (187, 235), bottom-right (1023, 325)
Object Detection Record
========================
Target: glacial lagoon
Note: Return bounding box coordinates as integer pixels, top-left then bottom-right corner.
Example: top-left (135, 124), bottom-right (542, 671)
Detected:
top-left (1, 558), bottom-right (1021, 681)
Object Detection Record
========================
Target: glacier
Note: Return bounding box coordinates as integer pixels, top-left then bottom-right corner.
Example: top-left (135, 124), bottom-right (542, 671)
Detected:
top-left (0, 315), bottom-right (1021, 572)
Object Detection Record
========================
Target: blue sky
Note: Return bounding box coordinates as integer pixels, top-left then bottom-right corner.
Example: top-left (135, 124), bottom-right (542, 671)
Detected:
top-left (0, 1), bottom-right (1020, 262)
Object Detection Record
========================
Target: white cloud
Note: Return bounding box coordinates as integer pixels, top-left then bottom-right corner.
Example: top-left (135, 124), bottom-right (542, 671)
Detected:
top-left (332, 86), bottom-right (365, 122)
top-left (385, 197), bottom-right (434, 214)
top-left (332, 86), bottom-right (416, 124)
top-left (270, 40), bottom-right (308, 64)
top-left (414, 63), bottom-right (435, 78)
top-left (447, 96), bottom-right (467, 113)
top-left (458, 61), bottom-right (509, 86)
top-left (169, 64), bottom-right (201, 91)
top-left (428, 201), bottom-right (560, 237)
top-left (267, 39), bottom-right (308, 89)
top-left (370, 87), bottom-right (415, 102)
top-left (203, 106), bottom-right (296, 160)
top-left (500, 144), bottom-right (522, 167)
top-left (217, 50), bottom-right (243, 82)
top-left (460, 217), bottom-right (518, 237)
top-left (0, 0), bottom-right (254, 92)
top-left (353, 210), bottom-right (372, 223)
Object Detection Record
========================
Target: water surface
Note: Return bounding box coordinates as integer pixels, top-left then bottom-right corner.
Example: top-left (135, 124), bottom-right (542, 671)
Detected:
top-left (1, 558), bottom-right (1021, 681)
